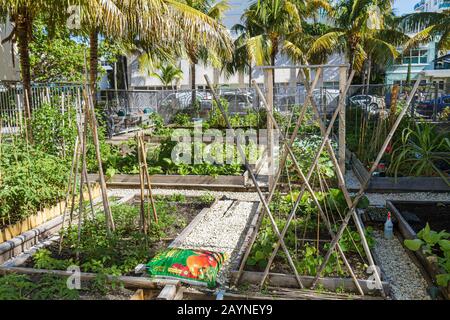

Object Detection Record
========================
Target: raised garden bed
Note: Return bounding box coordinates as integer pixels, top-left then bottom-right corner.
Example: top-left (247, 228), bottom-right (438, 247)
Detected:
top-left (387, 200), bottom-right (450, 299)
top-left (350, 152), bottom-right (450, 193)
top-left (231, 191), bottom-right (389, 298)
top-left (0, 194), bottom-right (217, 300)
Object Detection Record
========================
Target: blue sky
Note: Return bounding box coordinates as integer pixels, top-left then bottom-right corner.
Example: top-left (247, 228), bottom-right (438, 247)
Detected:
top-left (393, 0), bottom-right (415, 15)
top-left (223, 0), bottom-right (416, 29)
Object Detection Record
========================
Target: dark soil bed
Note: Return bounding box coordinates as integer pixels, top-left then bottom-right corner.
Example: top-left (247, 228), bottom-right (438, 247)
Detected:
top-left (392, 202), bottom-right (450, 233)
top-left (20, 196), bottom-right (214, 277)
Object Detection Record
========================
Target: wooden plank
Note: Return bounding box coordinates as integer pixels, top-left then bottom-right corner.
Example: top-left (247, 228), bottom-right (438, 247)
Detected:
top-left (351, 152), bottom-right (449, 192)
top-left (338, 66), bottom-right (347, 175)
top-left (130, 289), bottom-right (145, 300)
top-left (156, 284), bottom-right (179, 300)
top-left (230, 270), bottom-right (389, 296)
top-left (0, 267), bottom-right (179, 289)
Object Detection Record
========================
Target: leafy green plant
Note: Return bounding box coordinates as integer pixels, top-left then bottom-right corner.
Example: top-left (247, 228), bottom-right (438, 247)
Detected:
top-left (388, 122), bottom-right (450, 184)
top-left (0, 142), bottom-right (70, 227)
top-left (0, 274), bottom-right (79, 300)
top-left (172, 112), bottom-right (192, 127)
top-left (404, 223), bottom-right (450, 287)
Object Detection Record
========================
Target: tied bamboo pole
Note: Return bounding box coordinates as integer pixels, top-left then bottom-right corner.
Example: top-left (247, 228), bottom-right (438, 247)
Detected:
top-left (310, 75), bottom-right (423, 292)
top-left (252, 71), bottom-right (363, 295)
top-left (205, 74), bottom-right (305, 289)
top-left (138, 132), bottom-right (158, 224)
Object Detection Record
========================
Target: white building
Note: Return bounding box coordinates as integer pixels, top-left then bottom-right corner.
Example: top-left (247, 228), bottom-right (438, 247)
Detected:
top-left (127, 50), bottom-right (344, 90)
top-left (0, 21), bottom-right (19, 81)
top-left (414, 0), bottom-right (450, 12)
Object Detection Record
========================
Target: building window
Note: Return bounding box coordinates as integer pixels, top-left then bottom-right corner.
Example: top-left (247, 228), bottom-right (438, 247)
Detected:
top-left (396, 49), bottom-right (428, 65)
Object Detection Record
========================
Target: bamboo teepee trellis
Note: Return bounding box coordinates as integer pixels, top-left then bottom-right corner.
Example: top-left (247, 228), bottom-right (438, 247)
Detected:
top-left (205, 65), bottom-right (422, 296)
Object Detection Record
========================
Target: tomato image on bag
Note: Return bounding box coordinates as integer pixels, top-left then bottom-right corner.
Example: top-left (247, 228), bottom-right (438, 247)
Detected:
top-left (146, 248), bottom-right (227, 288)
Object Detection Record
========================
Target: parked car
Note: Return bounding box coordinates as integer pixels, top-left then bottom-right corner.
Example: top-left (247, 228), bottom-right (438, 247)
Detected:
top-left (416, 95), bottom-right (450, 118)
top-left (349, 94), bottom-right (386, 115)
top-left (219, 91), bottom-right (255, 114)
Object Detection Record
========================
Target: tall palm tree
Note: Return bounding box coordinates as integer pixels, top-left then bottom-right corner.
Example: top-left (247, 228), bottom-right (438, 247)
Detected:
top-left (402, 10), bottom-right (450, 53)
top-left (224, 23), bottom-right (253, 87)
top-left (0, 0), bottom-right (66, 123)
top-left (77, 0), bottom-right (232, 104)
top-left (309, 0), bottom-right (408, 76)
top-left (237, 0), bottom-right (331, 82)
top-left (181, 0), bottom-right (231, 104)
top-left (150, 63), bottom-right (183, 90)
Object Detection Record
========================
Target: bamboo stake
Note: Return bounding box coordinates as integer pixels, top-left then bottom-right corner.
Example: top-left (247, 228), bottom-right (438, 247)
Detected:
top-left (233, 71), bottom-right (322, 287)
top-left (309, 75), bottom-right (423, 292)
top-left (139, 132), bottom-right (158, 224)
top-left (76, 101), bottom-right (89, 259)
top-left (205, 74), bottom-right (305, 289)
top-left (58, 136), bottom-right (79, 253)
top-left (84, 87), bottom-right (115, 232)
top-left (253, 72), bottom-right (363, 295)
top-left (137, 132), bottom-right (148, 234)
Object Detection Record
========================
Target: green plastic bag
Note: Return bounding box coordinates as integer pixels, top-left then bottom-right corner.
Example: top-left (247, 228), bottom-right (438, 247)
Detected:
top-left (146, 248), bottom-right (227, 288)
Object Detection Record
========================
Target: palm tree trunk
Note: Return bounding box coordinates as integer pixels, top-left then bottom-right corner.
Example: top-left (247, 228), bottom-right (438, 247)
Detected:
top-left (89, 30), bottom-right (99, 106)
top-left (366, 57), bottom-right (372, 94)
top-left (248, 64), bottom-right (252, 88)
top-left (190, 62), bottom-right (196, 109)
top-left (16, 8), bottom-right (32, 132)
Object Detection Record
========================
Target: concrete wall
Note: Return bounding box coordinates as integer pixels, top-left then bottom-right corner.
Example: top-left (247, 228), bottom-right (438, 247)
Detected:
top-left (0, 21), bottom-right (19, 81)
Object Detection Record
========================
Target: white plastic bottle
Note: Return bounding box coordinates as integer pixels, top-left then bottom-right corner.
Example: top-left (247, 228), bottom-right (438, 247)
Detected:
top-left (384, 212), bottom-right (394, 240)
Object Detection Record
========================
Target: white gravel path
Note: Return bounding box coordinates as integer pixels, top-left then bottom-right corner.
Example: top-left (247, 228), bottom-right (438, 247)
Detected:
top-left (172, 199), bottom-right (259, 287)
top-left (372, 230), bottom-right (431, 300)
top-left (109, 188), bottom-right (261, 202)
top-left (365, 192), bottom-right (450, 207)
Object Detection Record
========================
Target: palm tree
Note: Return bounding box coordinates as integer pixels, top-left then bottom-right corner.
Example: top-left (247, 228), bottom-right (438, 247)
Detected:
top-left (77, 0), bottom-right (232, 105)
top-left (309, 0), bottom-right (408, 76)
top-left (150, 63), bottom-right (183, 90)
top-left (223, 24), bottom-right (253, 87)
top-left (402, 10), bottom-right (450, 53)
top-left (0, 0), bottom-right (66, 123)
top-left (181, 0), bottom-right (231, 105)
top-left (236, 0), bottom-right (331, 82)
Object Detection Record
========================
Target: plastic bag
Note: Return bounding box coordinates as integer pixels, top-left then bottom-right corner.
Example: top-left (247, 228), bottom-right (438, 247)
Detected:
top-left (146, 248), bottom-right (227, 288)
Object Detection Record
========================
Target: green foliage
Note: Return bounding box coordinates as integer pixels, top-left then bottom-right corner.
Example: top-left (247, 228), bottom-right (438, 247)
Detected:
top-left (0, 274), bottom-right (79, 300)
top-left (0, 143), bottom-right (69, 227)
top-left (172, 112), bottom-right (193, 127)
top-left (288, 135), bottom-right (336, 186)
top-left (33, 198), bottom-right (194, 276)
top-left (31, 102), bottom-right (78, 157)
top-left (29, 19), bottom-right (86, 83)
top-left (388, 122), bottom-right (450, 184)
top-left (149, 113), bottom-right (173, 137)
top-left (247, 189), bottom-right (371, 277)
top-left (404, 223), bottom-right (450, 287)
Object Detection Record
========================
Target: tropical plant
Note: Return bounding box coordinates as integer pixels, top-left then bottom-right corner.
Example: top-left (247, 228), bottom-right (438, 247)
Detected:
top-left (404, 223), bottom-right (450, 287)
top-left (388, 122), bottom-right (450, 184)
top-left (0, 0), bottom-right (67, 126)
top-left (309, 0), bottom-right (408, 75)
top-left (150, 63), bottom-right (183, 90)
top-left (181, 0), bottom-right (231, 104)
top-left (29, 19), bottom-right (87, 82)
top-left (402, 10), bottom-right (450, 53)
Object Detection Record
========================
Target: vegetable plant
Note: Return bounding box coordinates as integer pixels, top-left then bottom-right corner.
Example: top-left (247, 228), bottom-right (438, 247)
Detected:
top-left (404, 223), bottom-right (450, 287)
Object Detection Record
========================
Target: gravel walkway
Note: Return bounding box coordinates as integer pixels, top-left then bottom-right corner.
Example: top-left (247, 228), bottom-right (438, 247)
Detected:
top-left (365, 192), bottom-right (450, 207)
top-left (109, 188), bottom-right (261, 287)
top-left (172, 199), bottom-right (260, 287)
top-left (372, 230), bottom-right (431, 300)
top-left (109, 188), bottom-right (261, 202)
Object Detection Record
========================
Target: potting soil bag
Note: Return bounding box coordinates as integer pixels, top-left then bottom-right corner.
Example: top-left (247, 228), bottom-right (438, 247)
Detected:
top-left (146, 248), bottom-right (227, 288)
